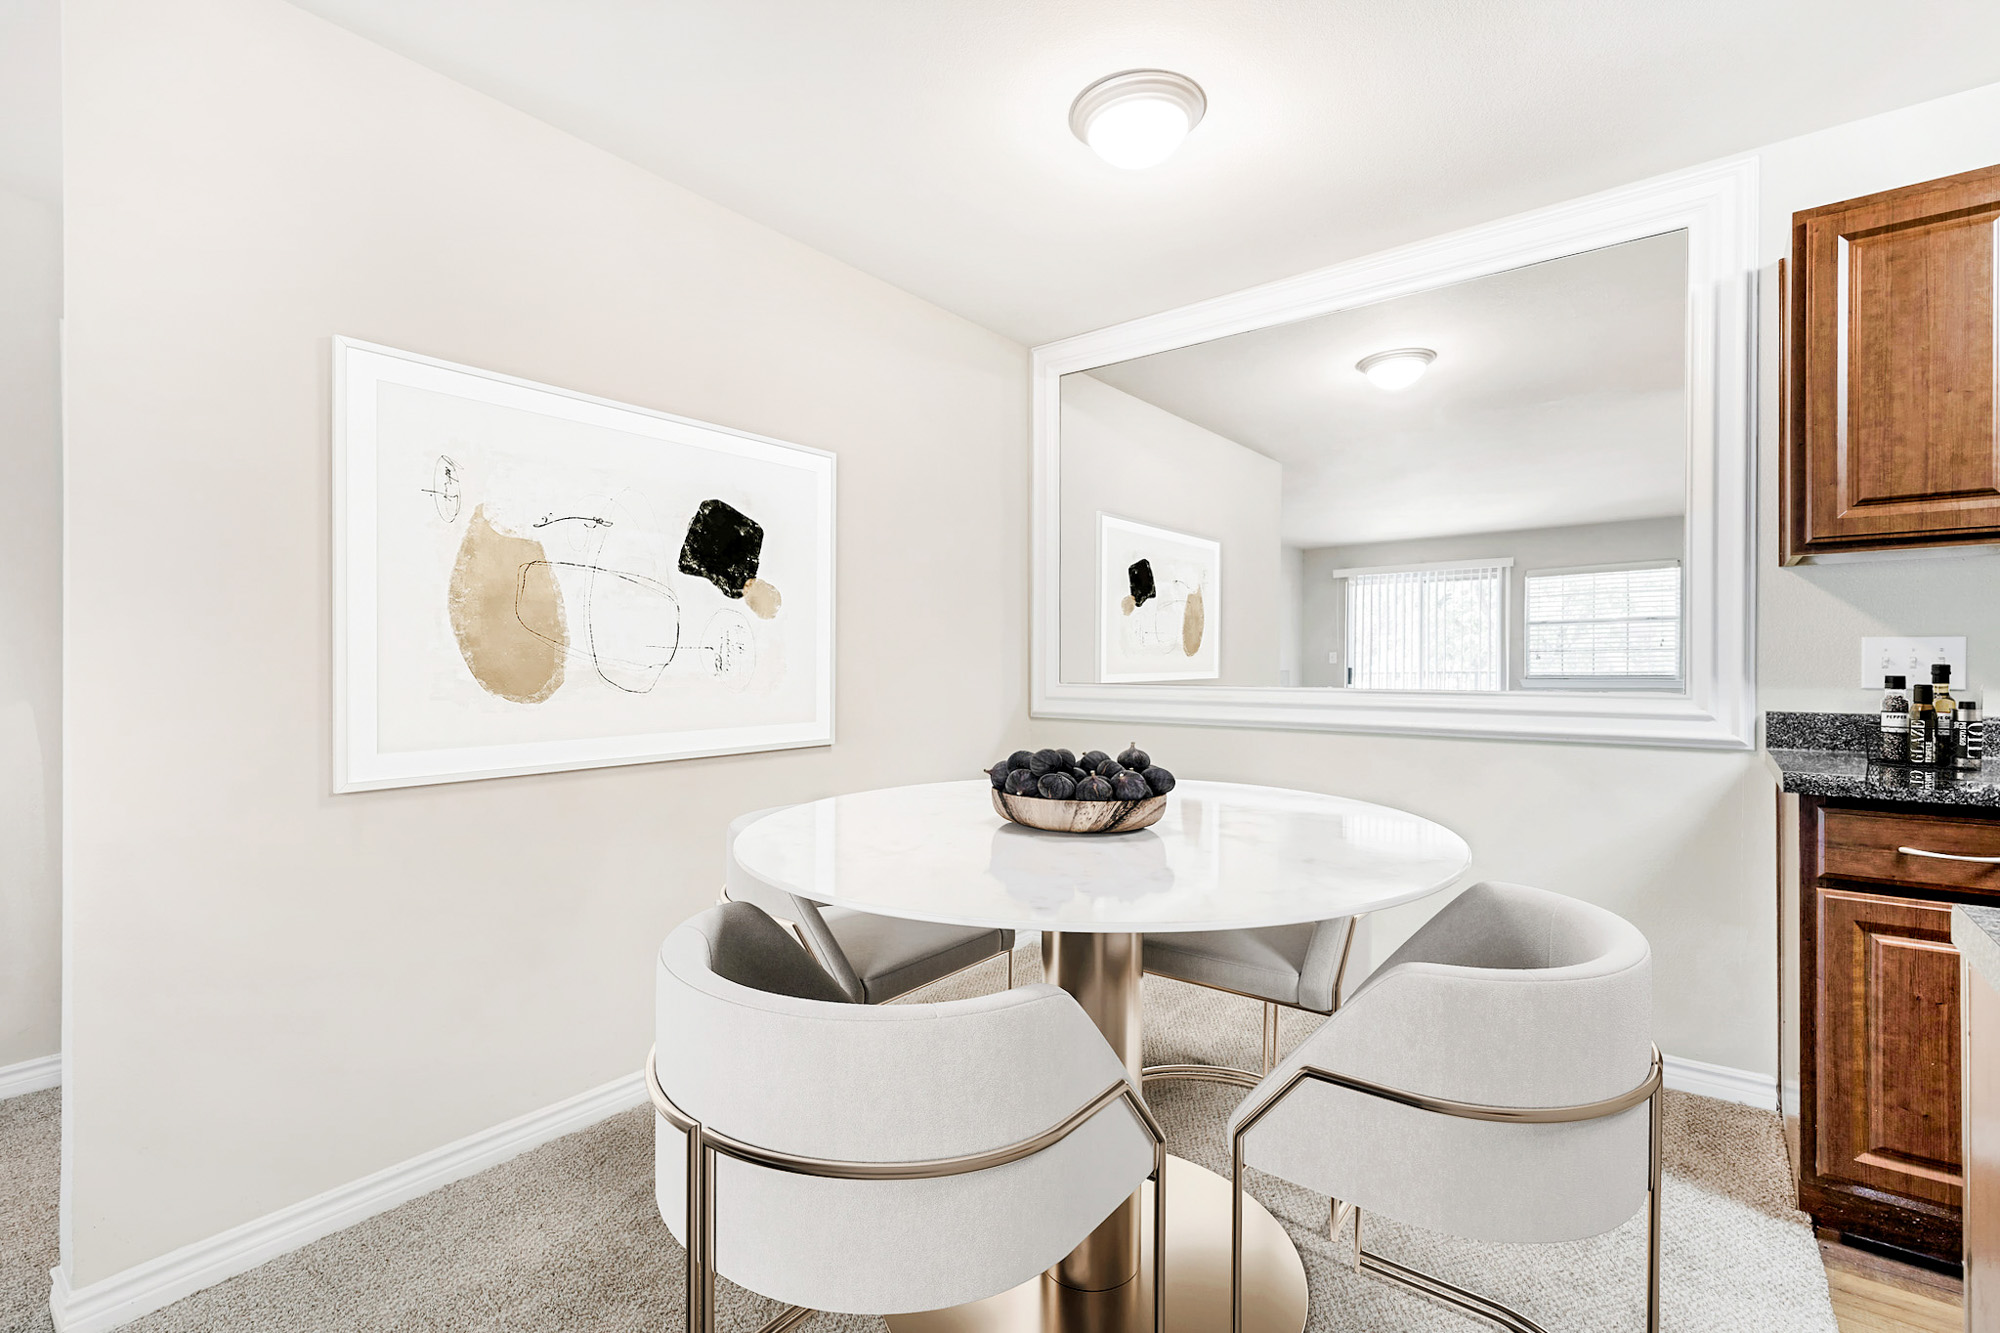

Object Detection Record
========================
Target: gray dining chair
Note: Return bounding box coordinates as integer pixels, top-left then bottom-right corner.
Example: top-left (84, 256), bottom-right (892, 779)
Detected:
top-left (724, 806), bottom-right (1018, 1003)
top-left (1226, 881), bottom-right (1661, 1333)
top-left (1142, 916), bottom-right (1358, 1080)
top-left (649, 901), bottom-right (1165, 1333)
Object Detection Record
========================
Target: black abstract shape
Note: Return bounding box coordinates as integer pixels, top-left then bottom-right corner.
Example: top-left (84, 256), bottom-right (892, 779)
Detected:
top-left (678, 499), bottom-right (764, 599)
top-left (1127, 559), bottom-right (1157, 608)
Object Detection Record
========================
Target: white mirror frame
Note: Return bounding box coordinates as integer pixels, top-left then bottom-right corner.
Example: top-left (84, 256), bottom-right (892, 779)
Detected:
top-left (1031, 157), bottom-right (1758, 750)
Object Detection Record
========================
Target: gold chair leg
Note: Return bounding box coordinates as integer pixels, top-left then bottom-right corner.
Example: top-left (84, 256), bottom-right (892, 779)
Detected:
top-left (1646, 1086), bottom-right (1663, 1333)
top-left (1006, 946), bottom-right (1014, 990)
top-left (755, 1306), bottom-right (814, 1333)
top-left (1152, 1140), bottom-right (1168, 1333)
top-left (1261, 1002), bottom-right (1279, 1075)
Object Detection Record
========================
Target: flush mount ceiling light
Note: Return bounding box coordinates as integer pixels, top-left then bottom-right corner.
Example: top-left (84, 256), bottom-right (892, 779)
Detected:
top-left (1069, 69), bottom-right (1207, 170)
top-left (1355, 347), bottom-right (1437, 392)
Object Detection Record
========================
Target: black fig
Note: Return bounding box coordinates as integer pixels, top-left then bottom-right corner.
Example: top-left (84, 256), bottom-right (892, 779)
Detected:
top-left (1054, 748), bottom-right (1077, 770)
top-left (1076, 775), bottom-right (1114, 802)
top-left (1080, 750), bottom-right (1110, 770)
top-left (1111, 770), bottom-right (1152, 801)
top-left (988, 761), bottom-right (1012, 789)
top-left (1094, 758), bottom-right (1124, 779)
top-left (1038, 772), bottom-right (1077, 800)
top-left (1117, 742), bottom-right (1151, 770)
top-left (1142, 766), bottom-right (1176, 795)
top-left (1007, 750), bottom-right (1035, 771)
top-left (1004, 768), bottom-right (1039, 796)
top-left (1070, 767), bottom-right (1091, 782)
top-left (1028, 749), bottom-right (1062, 776)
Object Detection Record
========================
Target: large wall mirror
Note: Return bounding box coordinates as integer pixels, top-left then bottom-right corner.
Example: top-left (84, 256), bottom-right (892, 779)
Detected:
top-left (1031, 160), bottom-right (1757, 748)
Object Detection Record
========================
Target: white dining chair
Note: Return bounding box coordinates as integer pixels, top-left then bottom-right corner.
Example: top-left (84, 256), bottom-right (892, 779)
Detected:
top-left (650, 901), bottom-right (1166, 1333)
top-left (1226, 881), bottom-right (1661, 1333)
top-left (724, 806), bottom-right (1018, 1002)
top-left (1142, 916), bottom-right (1358, 1080)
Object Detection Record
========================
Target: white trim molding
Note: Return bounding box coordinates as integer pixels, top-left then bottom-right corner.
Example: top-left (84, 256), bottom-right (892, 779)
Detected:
top-left (48, 1072), bottom-right (645, 1333)
top-left (1662, 1053), bottom-right (1779, 1111)
top-left (0, 1053), bottom-right (61, 1101)
top-left (1030, 156), bottom-right (1759, 749)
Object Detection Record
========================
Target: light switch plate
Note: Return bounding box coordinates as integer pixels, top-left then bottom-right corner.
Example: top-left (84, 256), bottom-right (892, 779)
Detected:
top-left (1859, 637), bottom-right (1967, 689)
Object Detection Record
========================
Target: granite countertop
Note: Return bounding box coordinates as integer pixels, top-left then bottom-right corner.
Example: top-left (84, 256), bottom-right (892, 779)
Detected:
top-left (1765, 710), bottom-right (2000, 809)
top-left (1953, 904), bottom-right (2000, 988)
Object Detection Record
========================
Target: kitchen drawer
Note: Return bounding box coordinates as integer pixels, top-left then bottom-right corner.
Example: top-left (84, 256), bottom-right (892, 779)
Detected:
top-left (1819, 806), bottom-right (2000, 894)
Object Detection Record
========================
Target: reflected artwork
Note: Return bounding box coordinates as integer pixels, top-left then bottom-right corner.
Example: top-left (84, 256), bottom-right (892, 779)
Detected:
top-left (1098, 515), bottom-right (1220, 682)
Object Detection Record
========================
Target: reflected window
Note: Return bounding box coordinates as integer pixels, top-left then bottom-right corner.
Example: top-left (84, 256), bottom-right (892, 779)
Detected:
top-left (1523, 563), bottom-right (1681, 687)
top-left (1342, 561), bottom-right (1507, 692)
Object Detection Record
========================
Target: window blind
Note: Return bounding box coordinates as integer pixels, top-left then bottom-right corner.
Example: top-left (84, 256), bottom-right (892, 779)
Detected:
top-left (1524, 564), bottom-right (1681, 680)
top-left (1343, 563), bottom-right (1506, 692)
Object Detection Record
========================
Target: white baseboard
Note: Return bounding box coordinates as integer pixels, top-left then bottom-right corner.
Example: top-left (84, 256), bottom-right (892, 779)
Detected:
top-left (48, 1071), bottom-right (645, 1333)
top-left (1663, 1053), bottom-right (1778, 1111)
top-left (0, 1053), bottom-right (61, 1101)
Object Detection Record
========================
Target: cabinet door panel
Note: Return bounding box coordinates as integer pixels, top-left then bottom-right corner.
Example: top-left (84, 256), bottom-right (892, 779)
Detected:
top-left (1815, 887), bottom-right (1963, 1206)
top-left (1787, 162), bottom-right (2000, 558)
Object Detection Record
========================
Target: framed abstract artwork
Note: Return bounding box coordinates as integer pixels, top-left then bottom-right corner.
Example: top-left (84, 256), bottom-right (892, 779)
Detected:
top-left (1096, 514), bottom-right (1220, 682)
top-left (332, 337), bottom-right (834, 792)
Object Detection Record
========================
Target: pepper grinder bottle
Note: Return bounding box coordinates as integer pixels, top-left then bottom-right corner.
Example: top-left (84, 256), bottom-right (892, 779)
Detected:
top-left (1879, 675), bottom-right (1909, 763)
top-left (1959, 699), bottom-right (1985, 773)
top-left (1932, 664), bottom-right (1958, 770)
top-left (1911, 683), bottom-right (1939, 767)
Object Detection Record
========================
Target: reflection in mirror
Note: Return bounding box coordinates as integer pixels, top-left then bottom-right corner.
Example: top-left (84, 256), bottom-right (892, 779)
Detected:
top-left (1059, 230), bottom-right (1688, 694)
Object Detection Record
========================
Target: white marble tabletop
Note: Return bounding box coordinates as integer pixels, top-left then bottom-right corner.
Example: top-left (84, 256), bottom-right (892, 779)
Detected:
top-left (729, 779), bottom-right (1473, 933)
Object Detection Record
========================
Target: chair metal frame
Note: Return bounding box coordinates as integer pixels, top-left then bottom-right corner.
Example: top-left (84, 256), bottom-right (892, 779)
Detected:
top-left (646, 1047), bottom-right (1168, 1333)
top-left (1142, 916), bottom-right (1359, 1088)
top-left (1229, 1045), bottom-right (1664, 1333)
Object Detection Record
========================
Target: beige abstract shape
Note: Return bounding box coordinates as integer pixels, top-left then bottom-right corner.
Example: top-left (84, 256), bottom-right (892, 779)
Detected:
top-left (1181, 588), bottom-right (1205, 656)
top-left (448, 505), bottom-right (566, 704)
top-left (1121, 594), bottom-right (1136, 616)
top-left (741, 577), bottom-right (782, 620)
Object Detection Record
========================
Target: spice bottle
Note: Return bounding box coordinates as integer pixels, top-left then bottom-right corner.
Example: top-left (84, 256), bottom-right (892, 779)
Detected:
top-left (1879, 675), bottom-right (1909, 763)
top-left (1959, 700), bottom-right (1985, 773)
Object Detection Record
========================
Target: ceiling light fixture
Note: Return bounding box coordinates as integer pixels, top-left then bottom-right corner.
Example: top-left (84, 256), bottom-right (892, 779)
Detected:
top-left (1356, 347), bottom-right (1437, 392)
top-left (1069, 69), bottom-right (1206, 170)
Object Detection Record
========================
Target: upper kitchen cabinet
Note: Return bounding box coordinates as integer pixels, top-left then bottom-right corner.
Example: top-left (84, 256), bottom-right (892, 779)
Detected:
top-left (1784, 162), bottom-right (2000, 563)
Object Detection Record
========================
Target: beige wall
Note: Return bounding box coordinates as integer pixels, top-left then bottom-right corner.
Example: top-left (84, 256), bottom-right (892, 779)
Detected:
top-left (1298, 517), bottom-right (1686, 689)
top-left (0, 183), bottom-right (62, 1075)
top-left (1037, 78), bottom-right (2000, 1081)
top-left (62, 0), bottom-right (1027, 1286)
top-left (1059, 374), bottom-right (1282, 685)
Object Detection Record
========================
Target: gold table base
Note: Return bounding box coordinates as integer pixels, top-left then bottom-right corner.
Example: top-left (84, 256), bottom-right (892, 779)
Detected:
top-left (885, 1154), bottom-right (1308, 1333)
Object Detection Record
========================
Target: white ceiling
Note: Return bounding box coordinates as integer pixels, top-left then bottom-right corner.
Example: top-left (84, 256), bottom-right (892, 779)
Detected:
top-left (286, 0), bottom-right (2000, 344)
top-left (1088, 231), bottom-right (1688, 546)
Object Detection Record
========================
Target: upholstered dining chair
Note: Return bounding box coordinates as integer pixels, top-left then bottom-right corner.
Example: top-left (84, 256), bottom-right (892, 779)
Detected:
top-left (650, 901), bottom-right (1166, 1333)
top-left (1142, 916), bottom-right (1358, 1080)
top-left (724, 806), bottom-right (1019, 1003)
top-left (1226, 881), bottom-right (1661, 1333)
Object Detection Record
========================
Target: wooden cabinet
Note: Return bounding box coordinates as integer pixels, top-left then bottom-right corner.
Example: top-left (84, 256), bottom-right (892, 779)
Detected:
top-left (1782, 162), bottom-right (2000, 563)
top-left (1793, 798), bottom-right (2000, 1263)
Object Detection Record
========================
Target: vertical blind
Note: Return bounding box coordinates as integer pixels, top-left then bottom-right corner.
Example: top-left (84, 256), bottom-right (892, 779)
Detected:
top-left (1343, 563), bottom-right (1506, 692)
top-left (1524, 564), bottom-right (1682, 679)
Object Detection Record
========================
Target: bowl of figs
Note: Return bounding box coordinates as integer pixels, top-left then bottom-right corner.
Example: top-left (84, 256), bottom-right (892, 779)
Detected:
top-left (987, 742), bottom-right (1176, 834)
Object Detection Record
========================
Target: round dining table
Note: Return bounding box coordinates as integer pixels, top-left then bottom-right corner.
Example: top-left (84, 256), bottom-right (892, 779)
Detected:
top-left (730, 778), bottom-right (1472, 1333)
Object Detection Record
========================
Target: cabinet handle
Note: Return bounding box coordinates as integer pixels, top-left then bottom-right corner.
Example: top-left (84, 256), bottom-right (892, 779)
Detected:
top-left (1898, 845), bottom-right (2000, 864)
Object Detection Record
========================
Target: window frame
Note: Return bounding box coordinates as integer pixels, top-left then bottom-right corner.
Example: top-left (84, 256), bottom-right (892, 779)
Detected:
top-left (1518, 559), bottom-right (1686, 693)
top-left (1336, 559), bottom-right (1512, 694)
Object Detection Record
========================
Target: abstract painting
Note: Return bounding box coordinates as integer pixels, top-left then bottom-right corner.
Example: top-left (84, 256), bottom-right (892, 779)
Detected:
top-left (333, 338), bottom-right (834, 791)
top-left (1097, 514), bottom-right (1220, 682)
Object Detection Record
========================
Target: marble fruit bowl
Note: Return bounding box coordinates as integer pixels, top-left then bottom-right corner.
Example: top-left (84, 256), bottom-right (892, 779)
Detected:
top-left (991, 787), bottom-right (1167, 834)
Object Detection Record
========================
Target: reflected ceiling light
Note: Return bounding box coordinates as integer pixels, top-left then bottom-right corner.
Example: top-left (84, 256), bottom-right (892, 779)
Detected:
top-left (1356, 347), bottom-right (1437, 392)
top-left (1069, 69), bottom-right (1206, 170)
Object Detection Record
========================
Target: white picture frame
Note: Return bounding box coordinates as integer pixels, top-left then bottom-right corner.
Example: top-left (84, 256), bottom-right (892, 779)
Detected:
top-left (1097, 515), bottom-right (1221, 682)
top-left (333, 337), bottom-right (835, 792)
top-left (1031, 157), bottom-right (1759, 750)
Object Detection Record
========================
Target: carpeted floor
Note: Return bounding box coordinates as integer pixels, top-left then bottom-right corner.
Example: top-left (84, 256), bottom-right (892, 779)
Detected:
top-left (2, 947), bottom-right (1838, 1332)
